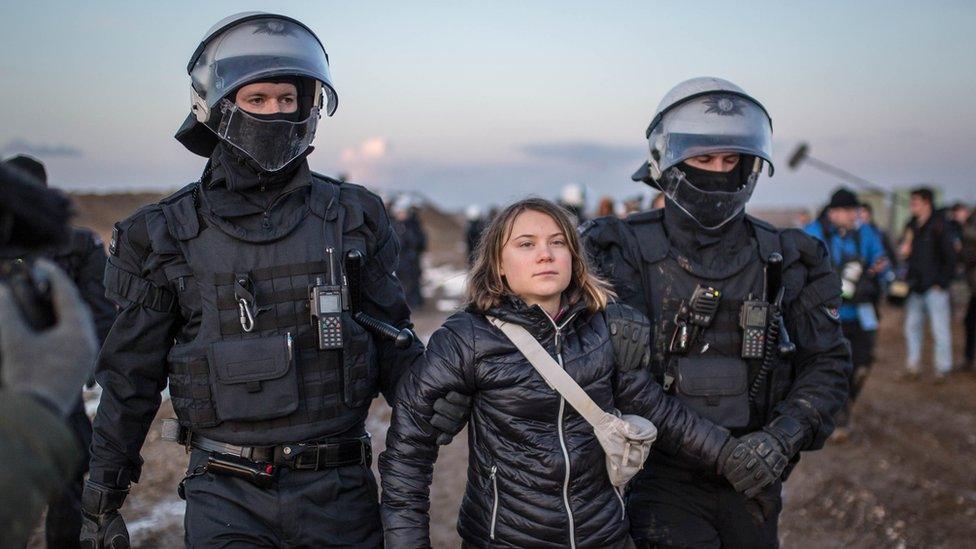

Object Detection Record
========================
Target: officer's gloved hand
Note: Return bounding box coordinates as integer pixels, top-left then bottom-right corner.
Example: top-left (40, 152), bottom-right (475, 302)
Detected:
top-left (430, 391), bottom-right (471, 445)
top-left (0, 259), bottom-right (97, 416)
top-left (80, 480), bottom-right (130, 549)
top-left (716, 435), bottom-right (788, 498)
top-left (605, 302), bottom-right (651, 372)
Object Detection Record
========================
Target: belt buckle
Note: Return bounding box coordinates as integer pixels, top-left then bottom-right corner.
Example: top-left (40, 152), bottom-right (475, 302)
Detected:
top-left (290, 443), bottom-right (320, 470)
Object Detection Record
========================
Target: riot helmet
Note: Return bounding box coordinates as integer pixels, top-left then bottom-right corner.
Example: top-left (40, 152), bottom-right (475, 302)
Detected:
top-left (175, 12), bottom-right (339, 172)
top-left (632, 77), bottom-right (774, 229)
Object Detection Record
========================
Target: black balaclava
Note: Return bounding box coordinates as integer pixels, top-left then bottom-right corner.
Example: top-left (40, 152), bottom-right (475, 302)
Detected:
top-left (663, 155), bottom-right (757, 278)
top-left (675, 154), bottom-right (755, 193)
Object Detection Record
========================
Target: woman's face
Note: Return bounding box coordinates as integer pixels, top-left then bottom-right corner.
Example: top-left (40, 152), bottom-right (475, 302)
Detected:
top-left (499, 210), bottom-right (572, 310)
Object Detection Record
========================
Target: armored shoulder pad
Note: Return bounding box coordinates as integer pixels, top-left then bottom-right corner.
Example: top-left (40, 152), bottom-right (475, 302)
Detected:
top-left (781, 228), bottom-right (841, 314)
top-left (337, 180), bottom-right (390, 235)
top-left (783, 228), bottom-right (830, 271)
top-left (103, 205), bottom-right (177, 312)
top-left (158, 182), bottom-right (199, 205)
top-left (626, 208), bottom-right (664, 225)
top-left (579, 215), bottom-right (628, 248)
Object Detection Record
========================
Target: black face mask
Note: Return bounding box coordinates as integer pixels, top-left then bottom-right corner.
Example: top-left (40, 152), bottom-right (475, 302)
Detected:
top-left (677, 162), bottom-right (741, 192)
top-left (247, 109), bottom-right (306, 123)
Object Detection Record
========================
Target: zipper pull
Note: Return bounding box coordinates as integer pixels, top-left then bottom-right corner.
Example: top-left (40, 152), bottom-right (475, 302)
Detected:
top-left (286, 332), bottom-right (294, 362)
top-left (490, 465), bottom-right (497, 478)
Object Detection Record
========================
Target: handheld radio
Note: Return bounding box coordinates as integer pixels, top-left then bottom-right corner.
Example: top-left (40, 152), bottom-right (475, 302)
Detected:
top-left (310, 248), bottom-right (344, 350)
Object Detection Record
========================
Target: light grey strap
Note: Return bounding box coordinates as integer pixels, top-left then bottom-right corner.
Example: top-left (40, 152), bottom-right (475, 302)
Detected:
top-left (487, 316), bottom-right (608, 428)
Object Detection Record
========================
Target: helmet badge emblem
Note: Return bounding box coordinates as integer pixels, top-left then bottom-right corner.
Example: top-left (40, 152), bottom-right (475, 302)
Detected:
top-left (704, 96), bottom-right (744, 117)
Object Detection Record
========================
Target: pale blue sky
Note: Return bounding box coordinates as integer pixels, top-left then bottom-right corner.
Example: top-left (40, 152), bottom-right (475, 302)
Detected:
top-left (2, 1), bottom-right (974, 209)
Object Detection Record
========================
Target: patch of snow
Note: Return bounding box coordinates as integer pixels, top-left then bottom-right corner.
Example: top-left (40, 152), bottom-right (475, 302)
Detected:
top-left (422, 265), bottom-right (467, 299)
top-left (128, 499), bottom-right (185, 540)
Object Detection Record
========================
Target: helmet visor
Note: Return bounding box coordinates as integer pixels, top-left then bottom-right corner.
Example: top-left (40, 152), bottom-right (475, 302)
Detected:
top-left (652, 94), bottom-right (773, 174)
top-left (661, 167), bottom-right (758, 229)
top-left (192, 17), bottom-right (338, 115)
top-left (216, 99), bottom-right (319, 172)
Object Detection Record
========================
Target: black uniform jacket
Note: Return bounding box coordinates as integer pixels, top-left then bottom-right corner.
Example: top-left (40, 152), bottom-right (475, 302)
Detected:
top-left (88, 162), bottom-right (418, 488)
top-left (582, 209), bottom-right (851, 464)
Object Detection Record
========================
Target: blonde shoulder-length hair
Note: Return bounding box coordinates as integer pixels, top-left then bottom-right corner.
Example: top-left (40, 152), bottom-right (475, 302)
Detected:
top-left (466, 197), bottom-right (615, 313)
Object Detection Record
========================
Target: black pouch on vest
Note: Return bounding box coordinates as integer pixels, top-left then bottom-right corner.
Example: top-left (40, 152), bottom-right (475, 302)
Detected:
top-left (208, 334), bottom-right (300, 422)
top-left (674, 357), bottom-right (750, 429)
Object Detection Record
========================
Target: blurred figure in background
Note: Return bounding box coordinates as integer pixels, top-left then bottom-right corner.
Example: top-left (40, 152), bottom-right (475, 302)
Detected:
top-left (559, 183), bottom-right (587, 224)
top-left (621, 195), bottom-right (644, 217)
top-left (900, 187), bottom-right (957, 381)
top-left (950, 203), bottom-right (969, 262)
top-left (392, 196), bottom-right (427, 309)
top-left (596, 195), bottom-right (615, 218)
top-left (2, 155), bottom-right (117, 548)
top-left (959, 204), bottom-right (976, 372)
top-left (859, 202), bottom-right (897, 268)
top-left (464, 204), bottom-right (487, 267)
top-left (805, 188), bottom-right (889, 441)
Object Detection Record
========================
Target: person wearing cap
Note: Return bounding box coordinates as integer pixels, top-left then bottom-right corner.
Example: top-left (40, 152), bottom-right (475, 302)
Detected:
top-left (805, 187), bottom-right (889, 442)
top-left (80, 13), bottom-right (466, 547)
top-left (1, 154), bottom-right (118, 548)
top-left (582, 77), bottom-right (851, 547)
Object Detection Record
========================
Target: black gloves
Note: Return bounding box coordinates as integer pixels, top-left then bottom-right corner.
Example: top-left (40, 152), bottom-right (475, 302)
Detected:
top-left (718, 415), bottom-right (809, 499)
top-left (605, 302), bottom-right (651, 372)
top-left (430, 391), bottom-right (472, 445)
top-left (717, 435), bottom-right (788, 499)
top-left (80, 480), bottom-right (130, 549)
top-left (0, 259), bottom-right (97, 416)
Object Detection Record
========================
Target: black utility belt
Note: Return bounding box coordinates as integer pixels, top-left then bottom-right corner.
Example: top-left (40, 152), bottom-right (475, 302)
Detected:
top-left (162, 419), bottom-right (372, 470)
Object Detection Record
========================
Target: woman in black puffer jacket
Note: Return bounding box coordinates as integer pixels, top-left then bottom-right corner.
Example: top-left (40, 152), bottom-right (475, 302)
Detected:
top-left (379, 199), bottom-right (734, 548)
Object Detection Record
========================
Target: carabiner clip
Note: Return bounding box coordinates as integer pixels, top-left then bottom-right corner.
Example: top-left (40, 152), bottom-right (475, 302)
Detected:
top-left (238, 298), bottom-right (256, 333)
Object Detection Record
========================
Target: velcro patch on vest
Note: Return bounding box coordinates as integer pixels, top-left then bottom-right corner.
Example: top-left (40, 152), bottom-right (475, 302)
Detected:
top-left (821, 305), bottom-right (841, 323)
top-left (109, 224), bottom-right (120, 256)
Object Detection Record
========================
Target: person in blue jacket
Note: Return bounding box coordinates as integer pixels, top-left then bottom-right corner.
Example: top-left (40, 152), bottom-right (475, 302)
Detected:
top-left (805, 187), bottom-right (889, 441)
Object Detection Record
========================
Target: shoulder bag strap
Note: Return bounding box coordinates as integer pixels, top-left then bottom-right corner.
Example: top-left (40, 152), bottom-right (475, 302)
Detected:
top-left (486, 315), bottom-right (610, 428)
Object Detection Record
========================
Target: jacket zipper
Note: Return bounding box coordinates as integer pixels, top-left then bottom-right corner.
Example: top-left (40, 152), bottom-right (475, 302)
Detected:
top-left (489, 465), bottom-right (499, 540)
top-left (614, 487), bottom-right (626, 522)
top-left (545, 310), bottom-right (578, 549)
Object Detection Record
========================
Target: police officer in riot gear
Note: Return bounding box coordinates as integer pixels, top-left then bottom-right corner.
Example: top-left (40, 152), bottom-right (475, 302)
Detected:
top-left (81, 12), bottom-right (465, 547)
top-left (582, 77), bottom-right (851, 547)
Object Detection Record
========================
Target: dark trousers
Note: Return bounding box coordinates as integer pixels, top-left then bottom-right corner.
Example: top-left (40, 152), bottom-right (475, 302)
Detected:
top-left (965, 295), bottom-right (976, 362)
top-left (182, 450), bottom-right (382, 548)
top-left (627, 466), bottom-right (782, 548)
top-left (45, 396), bottom-right (92, 549)
top-left (837, 321), bottom-right (877, 427)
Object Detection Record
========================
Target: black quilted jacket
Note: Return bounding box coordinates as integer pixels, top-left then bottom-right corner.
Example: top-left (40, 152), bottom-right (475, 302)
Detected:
top-left (379, 297), bottom-right (730, 548)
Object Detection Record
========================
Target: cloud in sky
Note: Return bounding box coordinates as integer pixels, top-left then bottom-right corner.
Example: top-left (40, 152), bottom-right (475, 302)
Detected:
top-left (520, 141), bottom-right (640, 169)
top-left (1, 139), bottom-right (83, 159)
top-left (337, 137), bottom-right (392, 181)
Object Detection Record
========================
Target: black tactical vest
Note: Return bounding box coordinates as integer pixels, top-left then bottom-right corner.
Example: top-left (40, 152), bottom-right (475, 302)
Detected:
top-left (155, 178), bottom-right (379, 446)
top-left (610, 213), bottom-right (791, 434)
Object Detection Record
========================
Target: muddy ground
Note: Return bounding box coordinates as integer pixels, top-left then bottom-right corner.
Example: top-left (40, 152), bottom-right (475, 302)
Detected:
top-left (27, 194), bottom-right (976, 547)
